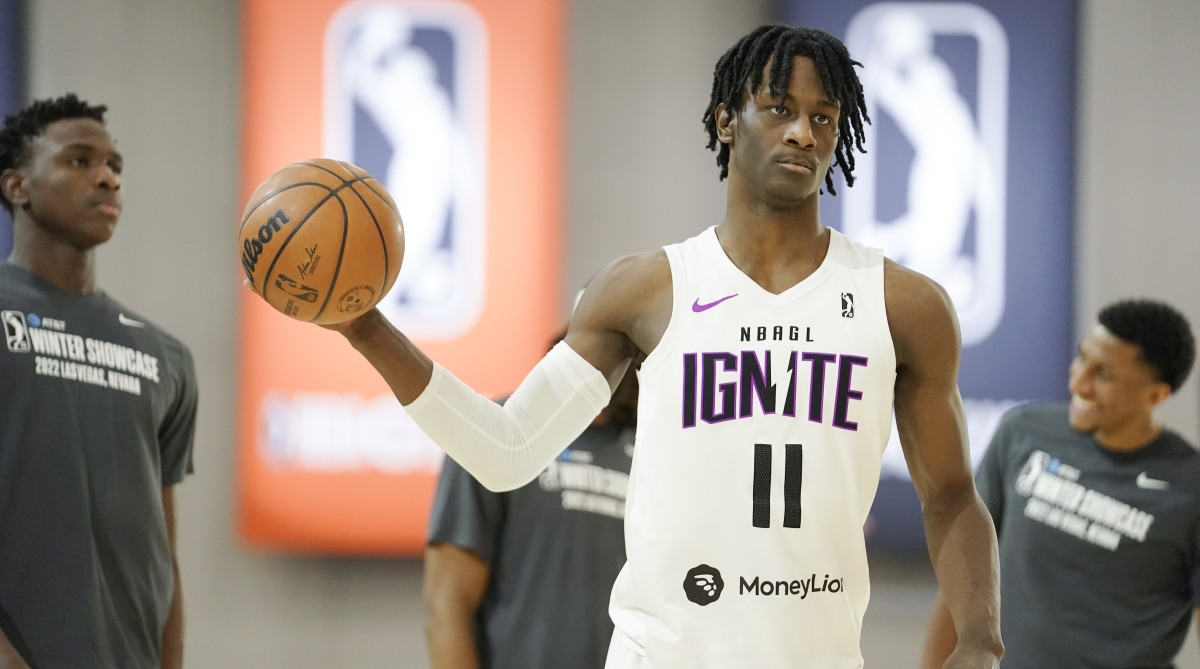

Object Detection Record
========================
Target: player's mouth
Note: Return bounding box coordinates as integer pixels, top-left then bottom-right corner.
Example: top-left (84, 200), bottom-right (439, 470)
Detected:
top-left (776, 155), bottom-right (817, 174)
top-left (1069, 395), bottom-right (1098, 421)
top-left (93, 199), bottom-right (121, 217)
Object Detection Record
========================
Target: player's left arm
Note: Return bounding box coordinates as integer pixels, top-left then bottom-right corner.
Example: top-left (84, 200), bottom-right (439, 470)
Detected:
top-left (161, 486), bottom-right (184, 669)
top-left (886, 261), bottom-right (1002, 668)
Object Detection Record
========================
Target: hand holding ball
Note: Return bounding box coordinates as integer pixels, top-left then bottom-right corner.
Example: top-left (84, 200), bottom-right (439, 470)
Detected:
top-left (239, 159), bottom-right (404, 324)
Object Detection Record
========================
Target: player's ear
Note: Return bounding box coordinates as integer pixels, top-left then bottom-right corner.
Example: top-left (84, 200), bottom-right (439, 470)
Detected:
top-left (1145, 380), bottom-right (1172, 409)
top-left (715, 103), bottom-right (735, 145)
top-left (0, 168), bottom-right (28, 208)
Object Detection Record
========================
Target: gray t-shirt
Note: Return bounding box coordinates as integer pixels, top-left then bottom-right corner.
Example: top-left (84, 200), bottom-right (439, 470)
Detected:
top-left (427, 421), bottom-right (633, 669)
top-left (0, 263), bottom-right (198, 669)
top-left (976, 402), bottom-right (1200, 668)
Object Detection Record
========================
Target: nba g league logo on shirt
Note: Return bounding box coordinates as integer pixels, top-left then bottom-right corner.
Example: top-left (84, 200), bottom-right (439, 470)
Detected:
top-left (2, 310), bottom-right (159, 395)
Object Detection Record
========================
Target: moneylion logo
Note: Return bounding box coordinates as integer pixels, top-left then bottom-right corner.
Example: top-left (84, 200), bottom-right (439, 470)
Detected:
top-left (683, 564), bottom-right (724, 606)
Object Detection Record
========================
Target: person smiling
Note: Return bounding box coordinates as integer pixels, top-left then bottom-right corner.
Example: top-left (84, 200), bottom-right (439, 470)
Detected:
top-left (922, 299), bottom-right (1198, 668)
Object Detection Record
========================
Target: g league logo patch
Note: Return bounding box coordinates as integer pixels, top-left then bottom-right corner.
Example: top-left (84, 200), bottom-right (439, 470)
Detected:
top-left (2, 310), bottom-right (30, 353)
top-left (842, 3), bottom-right (1009, 347)
top-left (324, 1), bottom-right (488, 340)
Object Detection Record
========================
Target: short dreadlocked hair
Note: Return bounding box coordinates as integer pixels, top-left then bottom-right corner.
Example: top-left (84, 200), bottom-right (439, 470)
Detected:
top-left (1099, 299), bottom-right (1196, 393)
top-left (703, 24), bottom-right (869, 194)
top-left (0, 93), bottom-right (108, 213)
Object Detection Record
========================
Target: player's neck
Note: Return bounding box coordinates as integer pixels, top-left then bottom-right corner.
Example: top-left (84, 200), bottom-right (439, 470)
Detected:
top-left (1093, 416), bottom-right (1163, 453)
top-left (714, 216), bottom-right (830, 295)
top-left (9, 234), bottom-right (98, 294)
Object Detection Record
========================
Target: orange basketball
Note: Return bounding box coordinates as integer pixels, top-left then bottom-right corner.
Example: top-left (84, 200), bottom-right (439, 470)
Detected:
top-left (239, 159), bottom-right (404, 324)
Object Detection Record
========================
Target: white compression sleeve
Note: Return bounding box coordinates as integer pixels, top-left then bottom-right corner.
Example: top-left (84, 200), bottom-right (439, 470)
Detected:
top-left (403, 341), bottom-right (613, 492)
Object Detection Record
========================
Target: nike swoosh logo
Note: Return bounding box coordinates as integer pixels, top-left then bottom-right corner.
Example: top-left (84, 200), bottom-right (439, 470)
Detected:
top-left (692, 294), bottom-right (738, 313)
top-left (118, 313), bottom-right (145, 328)
top-left (1136, 472), bottom-right (1169, 490)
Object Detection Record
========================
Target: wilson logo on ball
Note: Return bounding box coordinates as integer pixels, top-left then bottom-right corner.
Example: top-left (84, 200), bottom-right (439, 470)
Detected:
top-left (241, 209), bottom-right (293, 288)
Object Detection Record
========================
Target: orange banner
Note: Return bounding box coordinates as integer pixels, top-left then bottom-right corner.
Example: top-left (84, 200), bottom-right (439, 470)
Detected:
top-left (237, 0), bottom-right (565, 554)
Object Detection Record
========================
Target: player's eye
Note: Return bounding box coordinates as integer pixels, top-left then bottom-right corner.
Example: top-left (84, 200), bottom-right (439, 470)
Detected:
top-left (769, 104), bottom-right (788, 115)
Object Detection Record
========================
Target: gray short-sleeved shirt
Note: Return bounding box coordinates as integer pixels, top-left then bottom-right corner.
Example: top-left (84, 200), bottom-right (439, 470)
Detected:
top-left (977, 402), bottom-right (1200, 668)
top-left (0, 263), bottom-right (198, 669)
top-left (427, 422), bottom-right (633, 669)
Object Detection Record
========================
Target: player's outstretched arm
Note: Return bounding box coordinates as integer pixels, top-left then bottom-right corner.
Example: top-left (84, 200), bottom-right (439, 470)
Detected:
top-left (326, 250), bottom-right (665, 492)
top-left (886, 261), bottom-right (1002, 668)
top-left (330, 307), bottom-right (609, 491)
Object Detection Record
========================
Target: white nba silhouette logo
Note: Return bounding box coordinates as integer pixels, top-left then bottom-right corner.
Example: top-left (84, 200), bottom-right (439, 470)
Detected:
top-left (844, 3), bottom-right (1009, 346)
top-left (2, 310), bottom-right (29, 353)
top-left (324, 1), bottom-right (488, 340)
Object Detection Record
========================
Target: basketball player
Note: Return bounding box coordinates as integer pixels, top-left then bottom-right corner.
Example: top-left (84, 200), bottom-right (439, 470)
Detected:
top-left (0, 94), bottom-right (198, 669)
top-left (321, 25), bottom-right (1002, 667)
top-left (922, 299), bottom-right (1199, 668)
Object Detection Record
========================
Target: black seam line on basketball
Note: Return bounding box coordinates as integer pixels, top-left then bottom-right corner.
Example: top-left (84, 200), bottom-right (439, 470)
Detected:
top-left (238, 181), bottom-right (337, 233)
top-left (259, 187), bottom-right (343, 306)
top-left (299, 160), bottom-right (346, 181)
top-left (308, 183), bottom-right (354, 322)
top-left (343, 180), bottom-right (391, 289)
top-left (357, 177), bottom-right (401, 218)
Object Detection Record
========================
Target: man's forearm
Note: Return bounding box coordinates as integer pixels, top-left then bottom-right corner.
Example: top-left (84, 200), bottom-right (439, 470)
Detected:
top-left (924, 493), bottom-right (1003, 660)
top-left (161, 565), bottom-right (184, 669)
top-left (427, 621), bottom-right (480, 669)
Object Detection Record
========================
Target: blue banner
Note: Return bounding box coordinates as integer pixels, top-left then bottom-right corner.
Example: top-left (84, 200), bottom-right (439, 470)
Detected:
top-left (780, 0), bottom-right (1077, 553)
top-left (0, 0), bottom-right (23, 259)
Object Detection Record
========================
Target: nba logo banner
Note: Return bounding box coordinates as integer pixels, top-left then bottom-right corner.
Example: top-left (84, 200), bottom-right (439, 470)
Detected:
top-left (238, 0), bottom-right (565, 555)
top-left (784, 0), bottom-right (1077, 553)
top-left (323, 2), bottom-right (487, 340)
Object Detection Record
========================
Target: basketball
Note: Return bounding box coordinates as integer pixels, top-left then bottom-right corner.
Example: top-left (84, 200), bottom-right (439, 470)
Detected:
top-left (239, 159), bottom-right (404, 324)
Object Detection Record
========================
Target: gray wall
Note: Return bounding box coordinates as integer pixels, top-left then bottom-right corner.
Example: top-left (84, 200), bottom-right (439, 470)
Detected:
top-left (19, 0), bottom-right (1200, 666)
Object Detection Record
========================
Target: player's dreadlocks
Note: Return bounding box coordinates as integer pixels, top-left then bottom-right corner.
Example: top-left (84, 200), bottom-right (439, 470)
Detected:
top-left (0, 93), bottom-right (107, 213)
top-left (703, 25), bottom-right (869, 195)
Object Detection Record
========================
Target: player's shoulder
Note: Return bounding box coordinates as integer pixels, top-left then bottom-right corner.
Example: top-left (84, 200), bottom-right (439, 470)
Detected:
top-left (577, 249), bottom-right (670, 317)
top-left (882, 258), bottom-right (959, 361)
top-left (595, 249), bottom-right (670, 286)
top-left (883, 258), bottom-right (953, 313)
top-left (99, 293), bottom-right (196, 363)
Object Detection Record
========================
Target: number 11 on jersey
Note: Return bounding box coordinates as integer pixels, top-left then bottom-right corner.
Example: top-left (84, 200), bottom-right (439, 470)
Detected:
top-left (752, 443), bottom-right (803, 528)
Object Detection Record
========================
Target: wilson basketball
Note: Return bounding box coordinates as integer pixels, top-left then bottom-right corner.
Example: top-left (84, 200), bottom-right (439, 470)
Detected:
top-left (239, 159), bottom-right (405, 324)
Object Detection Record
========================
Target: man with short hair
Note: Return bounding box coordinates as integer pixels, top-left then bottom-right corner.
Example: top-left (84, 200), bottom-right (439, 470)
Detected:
top-left (922, 298), bottom-right (1198, 668)
top-left (0, 94), bottom-right (198, 669)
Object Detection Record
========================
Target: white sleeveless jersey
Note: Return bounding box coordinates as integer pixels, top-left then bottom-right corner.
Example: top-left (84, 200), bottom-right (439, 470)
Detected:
top-left (609, 226), bottom-right (897, 668)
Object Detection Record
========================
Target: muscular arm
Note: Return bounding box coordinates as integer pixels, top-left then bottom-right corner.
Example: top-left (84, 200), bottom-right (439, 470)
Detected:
top-left (326, 250), bottom-right (670, 491)
top-left (887, 261), bottom-right (1002, 668)
top-left (423, 543), bottom-right (490, 669)
top-left (161, 486), bottom-right (184, 669)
